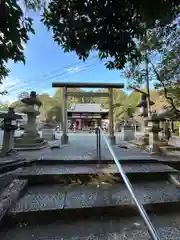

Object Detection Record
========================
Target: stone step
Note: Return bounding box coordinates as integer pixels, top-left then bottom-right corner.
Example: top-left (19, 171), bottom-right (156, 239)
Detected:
top-left (2, 213), bottom-right (180, 239)
top-left (16, 162), bottom-right (179, 183)
top-left (7, 180), bottom-right (180, 224)
top-left (37, 156), bottom-right (158, 162)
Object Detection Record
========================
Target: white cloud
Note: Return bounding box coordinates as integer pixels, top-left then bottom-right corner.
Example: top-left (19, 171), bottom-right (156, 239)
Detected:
top-left (40, 88), bottom-right (54, 97)
top-left (0, 78), bottom-right (21, 91)
top-left (0, 78), bottom-right (22, 104)
top-left (66, 66), bottom-right (88, 73)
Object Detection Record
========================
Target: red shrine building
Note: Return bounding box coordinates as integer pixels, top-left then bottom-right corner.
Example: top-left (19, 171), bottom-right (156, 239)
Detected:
top-left (67, 103), bottom-right (109, 130)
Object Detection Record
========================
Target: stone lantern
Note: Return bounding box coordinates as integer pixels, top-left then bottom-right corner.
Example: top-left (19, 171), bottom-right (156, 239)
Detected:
top-left (145, 113), bottom-right (162, 153)
top-left (14, 91), bottom-right (47, 150)
top-left (121, 105), bottom-right (135, 141)
top-left (0, 107), bottom-right (22, 156)
top-left (136, 93), bottom-right (155, 145)
top-left (136, 93), bottom-right (154, 117)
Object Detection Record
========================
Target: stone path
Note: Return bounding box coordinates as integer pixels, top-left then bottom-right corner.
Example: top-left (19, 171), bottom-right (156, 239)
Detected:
top-left (38, 134), bottom-right (153, 161)
top-left (0, 132), bottom-right (175, 164)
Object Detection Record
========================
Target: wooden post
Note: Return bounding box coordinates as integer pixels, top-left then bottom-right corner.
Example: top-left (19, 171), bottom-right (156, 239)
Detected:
top-left (108, 88), bottom-right (116, 145)
top-left (61, 87), bottom-right (68, 144)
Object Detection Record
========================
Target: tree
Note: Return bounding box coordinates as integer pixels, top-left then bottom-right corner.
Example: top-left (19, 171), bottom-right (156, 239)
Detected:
top-left (154, 17), bottom-right (180, 110)
top-left (0, 104), bottom-right (9, 111)
top-left (0, 1), bottom-right (35, 86)
top-left (124, 16), bottom-right (180, 113)
top-left (0, 0), bottom-right (47, 94)
top-left (18, 91), bottom-right (29, 100)
top-left (42, 0), bottom-right (179, 70)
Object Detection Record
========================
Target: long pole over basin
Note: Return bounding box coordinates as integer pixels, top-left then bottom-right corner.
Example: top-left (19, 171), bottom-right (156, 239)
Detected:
top-left (52, 82), bottom-right (124, 89)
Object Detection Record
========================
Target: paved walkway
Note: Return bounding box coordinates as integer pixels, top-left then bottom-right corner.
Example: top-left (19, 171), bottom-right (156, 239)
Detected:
top-left (25, 133), bottom-right (153, 161)
top-left (1, 132), bottom-right (179, 164)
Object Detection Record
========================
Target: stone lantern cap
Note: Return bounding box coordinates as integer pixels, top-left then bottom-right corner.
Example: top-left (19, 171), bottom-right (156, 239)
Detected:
top-left (42, 119), bottom-right (55, 129)
top-left (21, 91), bottom-right (42, 108)
top-left (144, 108), bottom-right (180, 122)
top-left (136, 93), bottom-right (154, 107)
top-left (144, 114), bottom-right (161, 122)
top-left (0, 108), bottom-right (22, 121)
top-left (136, 99), bottom-right (154, 108)
top-left (157, 108), bottom-right (180, 121)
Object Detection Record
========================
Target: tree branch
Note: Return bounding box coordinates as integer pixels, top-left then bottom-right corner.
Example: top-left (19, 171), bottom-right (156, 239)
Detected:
top-left (149, 60), bottom-right (180, 114)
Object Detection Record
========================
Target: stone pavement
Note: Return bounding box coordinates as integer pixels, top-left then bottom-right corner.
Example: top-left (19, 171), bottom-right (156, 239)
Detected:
top-left (37, 134), bottom-right (153, 161)
top-left (0, 132), bottom-right (178, 165)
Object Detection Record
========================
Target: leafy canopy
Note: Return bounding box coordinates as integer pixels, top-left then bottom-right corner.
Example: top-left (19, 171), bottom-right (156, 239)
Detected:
top-left (0, 0), bottom-right (46, 94)
top-left (124, 16), bottom-right (180, 111)
top-left (0, 0), bottom-right (35, 90)
top-left (42, 0), bottom-right (179, 69)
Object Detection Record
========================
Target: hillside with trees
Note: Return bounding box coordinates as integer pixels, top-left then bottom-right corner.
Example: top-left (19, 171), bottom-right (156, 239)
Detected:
top-left (9, 87), bottom-right (168, 124)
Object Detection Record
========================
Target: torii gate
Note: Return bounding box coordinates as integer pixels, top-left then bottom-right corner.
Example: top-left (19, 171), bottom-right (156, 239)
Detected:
top-left (52, 82), bottom-right (124, 145)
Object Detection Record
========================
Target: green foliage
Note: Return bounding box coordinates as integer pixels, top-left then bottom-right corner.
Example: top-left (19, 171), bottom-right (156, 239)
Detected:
top-left (124, 16), bottom-right (180, 112)
top-left (42, 0), bottom-right (178, 70)
top-left (18, 91), bottom-right (29, 100)
top-left (0, 0), bottom-right (35, 91)
top-left (0, 104), bottom-right (9, 111)
top-left (11, 100), bottom-right (24, 111)
top-left (11, 86), bottom-right (167, 123)
top-left (37, 93), bottom-right (58, 120)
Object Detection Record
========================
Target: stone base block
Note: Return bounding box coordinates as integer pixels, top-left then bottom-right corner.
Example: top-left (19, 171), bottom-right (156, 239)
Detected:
top-left (42, 129), bottom-right (55, 141)
top-left (61, 134), bottom-right (68, 144)
top-left (140, 134), bottom-right (149, 145)
top-left (121, 129), bottom-right (135, 141)
top-left (148, 144), bottom-right (161, 154)
top-left (108, 135), bottom-right (116, 145)
top-left (14, 136), bottom-right (48, 151)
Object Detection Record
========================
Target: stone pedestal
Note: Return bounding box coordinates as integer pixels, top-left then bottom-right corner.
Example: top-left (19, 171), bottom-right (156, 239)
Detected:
top-left (61, 134), bottom-right (69, 144)
top-left (23, 112), bottom-right (39, 138)
top-left (143, 120), bottom-right (149, 145)
top-left (149, 131), bottom-right (160, 153)
top-left (121, 125), bottom-right (135, 141)
top-left (15, 106), bottom-right (47, 150)
top-left (147, 120), bottom-right (161, 153)
top-left (108, 135), bottom-right (116, 145)
top-left (1, 131), bottom-right (14, 156)
top-left (42, 128), bottom-right (55, 141)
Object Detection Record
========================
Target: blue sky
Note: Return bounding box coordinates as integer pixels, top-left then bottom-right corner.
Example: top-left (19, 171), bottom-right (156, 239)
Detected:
top-left (0, 10), bottom-right (130, 105)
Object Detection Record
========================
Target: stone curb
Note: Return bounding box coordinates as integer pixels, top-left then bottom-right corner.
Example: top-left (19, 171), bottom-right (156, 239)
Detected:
top-left (0, 159), bottom-right (34, 175)
top-left (0, 159), bottom-right (25, 167)
top-left (14, 142), bottom-right (48, 151)
top-left (0, 179), bottom-right (28, 224)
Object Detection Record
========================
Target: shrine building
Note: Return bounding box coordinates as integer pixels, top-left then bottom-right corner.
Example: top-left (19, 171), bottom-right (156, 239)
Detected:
top-left (67, 103), bottom-right (109, 130)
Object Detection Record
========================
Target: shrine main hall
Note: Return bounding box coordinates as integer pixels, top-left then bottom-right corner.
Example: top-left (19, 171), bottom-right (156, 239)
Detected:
top-left (67, 103), bottom-right (109, 130)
